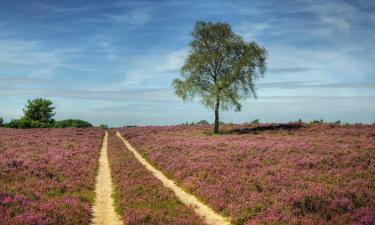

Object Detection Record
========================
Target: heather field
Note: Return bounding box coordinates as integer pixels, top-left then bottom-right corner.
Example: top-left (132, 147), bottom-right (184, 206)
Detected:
top-left (118, 123), bottom-right (375, 225)
top-left (107, 131), bottom-right (205, 224)
top-left (0, 128), bottom-right (103, 225)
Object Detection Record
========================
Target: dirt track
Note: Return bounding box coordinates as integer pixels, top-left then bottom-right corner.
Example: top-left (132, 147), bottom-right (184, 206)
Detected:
top-left (92, 132), bottom-right (122, 225)
top-left (116, 132), bottom-right (231, 225)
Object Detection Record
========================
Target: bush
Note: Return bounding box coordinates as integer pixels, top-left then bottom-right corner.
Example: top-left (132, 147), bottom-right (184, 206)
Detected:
top-left (53, 119), bottom-right (93, 128)
top-left (334, 120), bottom-right (341, 125)
top-left (250, 119), bottom-right (260, 124)
top-left (100, 124), bottom-right (109, 129)
top-left (5, 119), bottom-right (20, 128)
top-left (30, 120), bottom-right (50, 128)
top-left (0, 117), bottom-right (3, 127)
top-left (5, 117), bottom-right (52, 128)
top-left (312, 119), bottom-right (324, 124)
top-left (196, 120), bottom-right (209, 125)
top-left (5, 118), bottom-right (30, 128)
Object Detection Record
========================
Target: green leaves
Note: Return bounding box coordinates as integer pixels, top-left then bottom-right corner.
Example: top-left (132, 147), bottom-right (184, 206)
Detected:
top-left (173, 21), bottom-right (267, 111)
top-left (173, 21), bottom-right (267, 133)
top-left (23, 98), bottom-right (55, 124)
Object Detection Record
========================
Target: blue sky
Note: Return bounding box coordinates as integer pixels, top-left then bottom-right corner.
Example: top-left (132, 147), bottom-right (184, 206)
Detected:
top-left (0, 0), bottom-right (374, 126)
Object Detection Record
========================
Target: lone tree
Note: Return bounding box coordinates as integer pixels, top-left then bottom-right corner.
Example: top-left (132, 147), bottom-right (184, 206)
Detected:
top-left (172, 21), bottom-right (267, 133)
top-left (23, 98), bottom-right (55, 125)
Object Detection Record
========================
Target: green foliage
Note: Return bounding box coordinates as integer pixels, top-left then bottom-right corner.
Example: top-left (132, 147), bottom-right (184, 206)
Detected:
top-left (3, 118), bottom-right (49, 128)
top-left (30, 120), bottom-right (50, 128)
top-left (4, 98), bottom-right (94, 129)
top-left (172, 21), bottom-right (267, 133)
top-left (250, 119), bottom-right (260, 124)
top-left (100, 124), bottom-right (109, 129)
top-left (3, 98), bottom-right (55, 128)
top-left (196, 120), bottom-right (209, 125)
top-left (64, 143), bottom-right (74, 149)
top-left (53, 119), bottom-right (93, 128)
top-left (334, 120), bottom-right (341, 125)
top-left (23, 98), bottom-right (55, 124)
top-left (0, 117), bottom-right (3, 127)
top-left (5, 119), bottom-right (20, 128)
top-left (312, 119), bottom-right (324, 124)
top-left (5, 118), bottom-right (92, 129)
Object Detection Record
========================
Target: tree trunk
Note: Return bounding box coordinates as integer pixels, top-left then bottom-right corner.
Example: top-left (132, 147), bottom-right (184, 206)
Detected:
top-left (213, 97), bottom-right (220, 133)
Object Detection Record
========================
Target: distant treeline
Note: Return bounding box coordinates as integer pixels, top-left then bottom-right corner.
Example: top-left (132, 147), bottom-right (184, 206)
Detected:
top-left (2, 118), bottom-right (93, 129)
top-left (0, 98), bottom-right (93, 129)
top-left (180, 119), bottom-right (364, 126)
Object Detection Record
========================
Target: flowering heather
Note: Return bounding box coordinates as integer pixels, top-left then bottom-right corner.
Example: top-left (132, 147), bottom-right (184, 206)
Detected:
top-left (0, 128), bottom-right (103, 225)
top-left (107, 131), bottom-right (205, 225)
top-left (119, 123), bottom-right (375, 225)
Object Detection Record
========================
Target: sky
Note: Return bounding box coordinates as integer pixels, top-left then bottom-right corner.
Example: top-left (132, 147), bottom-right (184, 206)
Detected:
top-left (0, 0), bottom-right (374, 126)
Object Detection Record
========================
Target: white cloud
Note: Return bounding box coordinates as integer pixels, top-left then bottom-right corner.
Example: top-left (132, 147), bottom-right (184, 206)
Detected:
top-left (114, 49), bottom-right (187, 89)
top-left (319, 16), bottom-right (350, 32)
top-left (0, 40), bottom-right (61, 78)
top-left (106, 9), bottom-right (150, 25)
top-left (236, 22), bottom-right (271, 41)
top-left (156, 49), bottom-right (187, 72)
top-left (0, 40), bottom-right (56, 66)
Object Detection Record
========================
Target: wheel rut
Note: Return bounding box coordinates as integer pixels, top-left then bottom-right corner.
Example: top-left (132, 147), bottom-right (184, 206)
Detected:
top-left (116, 131), bottom-right (231, 225)
top-left (92, 131), bottom-right (122, 225)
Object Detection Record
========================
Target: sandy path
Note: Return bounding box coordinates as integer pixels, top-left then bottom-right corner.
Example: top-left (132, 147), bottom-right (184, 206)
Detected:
top-left (116, 132), bottom-right (231, 225)
top-left (92, 132), bottom-right (122, 225)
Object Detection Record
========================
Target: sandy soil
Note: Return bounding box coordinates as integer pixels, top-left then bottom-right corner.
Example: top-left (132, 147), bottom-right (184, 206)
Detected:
top-left (92, 132), bottom-right (122, 225)
top-left (116, 132), bottom-right (231, 225)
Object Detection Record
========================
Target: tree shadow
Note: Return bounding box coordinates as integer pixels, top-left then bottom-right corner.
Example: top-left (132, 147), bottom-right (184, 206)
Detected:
top-left (222, 123), bottom-right (304, 135)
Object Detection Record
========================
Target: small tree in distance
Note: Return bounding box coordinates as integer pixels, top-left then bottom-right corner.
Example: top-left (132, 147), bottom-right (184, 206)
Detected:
top-left (173, 21), bottom-right (267, 133)
top-left (23, 98), bottom-right (55, 126)
top-left (0, 117), bottom-right (3, 127)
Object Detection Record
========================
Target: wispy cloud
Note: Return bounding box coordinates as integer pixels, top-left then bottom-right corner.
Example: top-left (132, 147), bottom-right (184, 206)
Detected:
top-left (0, 87), bottom-right (176, 102)
top-left (156, 49), bottom-right (187, 72)
top-left (268, 67), bottom-right (316, 74)
top-left (258, 81), bottom-right (375, 89)
top-left (105, 9), bottom-right (151, 25)
top-left (0, 76), bottom-right (49, 84)
top-left (115, 49), bottom-right (187, 89)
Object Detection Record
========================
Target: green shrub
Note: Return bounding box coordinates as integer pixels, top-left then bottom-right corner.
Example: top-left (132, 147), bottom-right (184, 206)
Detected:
top-left (0, 117), bottom-right (3, 127)
top-left (53, 119), bottom-right (93, 128)
top-left (333, 120), bottom-right (341, 125)
top-left (250, 119), bottom-right (260, 124)
top-left (312, 119), bottom-right (324, 124)
top-left (6, 119), bottom-right (20, 128)
top-left (30, 120), bottom-right (50, 128)
top-left (100, 124), bottom-right (109, 129)
top-left (196, 120), bottom-right (209, 125)
top-left (5, 117), bottom-right (51, 128)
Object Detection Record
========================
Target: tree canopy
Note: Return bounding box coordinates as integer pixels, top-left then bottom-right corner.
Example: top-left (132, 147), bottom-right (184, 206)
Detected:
top-left (23, 98), bottom-right (55, 124)
top-left (172, 21), bottom-right (267, 133)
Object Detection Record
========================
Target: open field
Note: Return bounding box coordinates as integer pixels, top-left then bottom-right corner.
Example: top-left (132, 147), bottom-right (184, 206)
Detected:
top-left (1, 124), bottom-right (374, 225)
top-left (0, 128), bottom-right (102, 225)
top-left (118, 123), bottom-right (375, 224)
